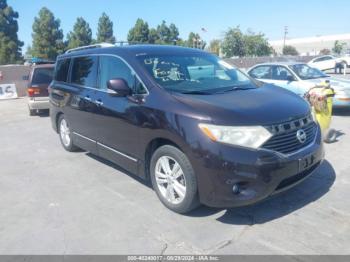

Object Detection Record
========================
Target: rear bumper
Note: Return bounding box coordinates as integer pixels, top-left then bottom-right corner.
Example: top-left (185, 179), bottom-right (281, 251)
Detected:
top-left (333, 97), bottom-right (350, 107)
top-left (190, 124), bottom-right (324, 208)
top-left (28, 97), bottom-right (50, 110)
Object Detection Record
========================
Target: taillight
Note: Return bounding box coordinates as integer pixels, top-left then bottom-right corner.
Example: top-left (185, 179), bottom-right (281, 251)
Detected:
top-left (28, 88), bottom-right (41, 97)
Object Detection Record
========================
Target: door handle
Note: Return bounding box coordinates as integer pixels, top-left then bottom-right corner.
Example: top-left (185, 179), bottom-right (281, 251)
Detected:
top-left (95, 100), bottom-right (103, 106)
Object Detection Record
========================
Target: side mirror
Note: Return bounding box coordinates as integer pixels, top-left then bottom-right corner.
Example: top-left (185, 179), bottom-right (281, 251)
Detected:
top-left (22, 75), bottom-right (29, 81)
top-left (107, 78), bottom-right (131, 97)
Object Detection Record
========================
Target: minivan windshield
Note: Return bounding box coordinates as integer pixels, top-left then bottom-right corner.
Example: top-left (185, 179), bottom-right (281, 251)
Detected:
top-left (137, 54), bottom-right (255, 94)
top-left (289, 64), bottom-right (329, 80)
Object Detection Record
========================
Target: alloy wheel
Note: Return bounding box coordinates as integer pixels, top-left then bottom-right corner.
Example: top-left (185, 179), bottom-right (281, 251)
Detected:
top-left (60, 119), bottom-right (71, 147)
top-left (155, 156), bottom-right (187, 204)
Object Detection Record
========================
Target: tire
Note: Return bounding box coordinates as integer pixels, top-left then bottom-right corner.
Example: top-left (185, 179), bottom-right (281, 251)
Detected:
top-left (324, 128), bottom-right (337, 143)
top-left (29, 108), bottom-right (36, 116)
top-left (150, 145), bottom-right (200, 214)
top-left (58, 115), bottom-right (79, 152)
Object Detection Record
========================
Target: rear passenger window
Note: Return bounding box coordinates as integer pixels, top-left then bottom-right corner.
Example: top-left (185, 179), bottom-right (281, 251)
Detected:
top-left (249, 66), bottom-right (272, 79)
top-left (55, 59), bottom-right (70, 82)
top-left (71, 56), bottom-right (98, 87)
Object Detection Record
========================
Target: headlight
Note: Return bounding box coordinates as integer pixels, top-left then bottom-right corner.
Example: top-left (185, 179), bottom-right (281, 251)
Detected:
top-left (198, 124), bottom-right (272, 149)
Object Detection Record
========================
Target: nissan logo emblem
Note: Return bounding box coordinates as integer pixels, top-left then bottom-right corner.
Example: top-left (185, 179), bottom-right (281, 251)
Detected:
top-left (296, 129), bottom-right (307, 144)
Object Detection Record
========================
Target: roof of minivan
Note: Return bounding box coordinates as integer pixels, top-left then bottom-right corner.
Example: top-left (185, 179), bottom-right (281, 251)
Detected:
top-left (32, 64), bottom-right (55, 68)
top-left (58, 44), bottom-right (208, 59)
top-left (252, 62), bottom-right (307, 67)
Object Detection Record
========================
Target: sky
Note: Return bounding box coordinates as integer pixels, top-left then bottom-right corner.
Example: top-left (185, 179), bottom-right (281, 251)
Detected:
top-left (9, 0), bottom-right (350, 50)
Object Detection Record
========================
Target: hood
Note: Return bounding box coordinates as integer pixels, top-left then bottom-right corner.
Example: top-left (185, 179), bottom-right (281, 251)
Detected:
top-left (307, 77), bottom-right (350, 90)
top-left (172, 84), bottom-right (310, 126)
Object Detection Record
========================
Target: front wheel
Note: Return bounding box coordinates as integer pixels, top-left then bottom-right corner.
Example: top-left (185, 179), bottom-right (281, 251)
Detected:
top-left (150, 145), bottom-right (200, 214)
top-left (323, 128), bottom-right (337, 143)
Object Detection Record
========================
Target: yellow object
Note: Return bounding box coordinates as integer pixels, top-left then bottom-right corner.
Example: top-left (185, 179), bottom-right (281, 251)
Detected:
top-left (307, 81), bottom-right (335, 132)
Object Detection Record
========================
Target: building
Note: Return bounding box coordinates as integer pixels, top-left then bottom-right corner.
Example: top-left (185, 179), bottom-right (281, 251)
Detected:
top-left (269, 33), bottom-right (350, 56)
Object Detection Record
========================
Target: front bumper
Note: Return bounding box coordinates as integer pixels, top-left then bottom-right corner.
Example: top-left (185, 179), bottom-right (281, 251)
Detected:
top-left (28, 97), bottom-right (50, 110)
top-left (190, 124), bottom-right (324, 208)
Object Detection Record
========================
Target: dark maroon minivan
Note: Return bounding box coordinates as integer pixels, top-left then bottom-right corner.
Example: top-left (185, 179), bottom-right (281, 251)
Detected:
top-left (27, 64), bottom-right (54, 115)
top-left (49, 44), bottom-right (324, 213)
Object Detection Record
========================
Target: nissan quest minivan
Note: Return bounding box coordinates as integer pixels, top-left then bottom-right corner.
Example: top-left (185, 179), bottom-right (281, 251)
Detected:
top-left (49, 44), bottom-right (324, 213)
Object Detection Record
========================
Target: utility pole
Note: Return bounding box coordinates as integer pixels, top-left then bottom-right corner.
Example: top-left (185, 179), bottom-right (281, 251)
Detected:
top-left (283, 26), bottom-right (288, 51)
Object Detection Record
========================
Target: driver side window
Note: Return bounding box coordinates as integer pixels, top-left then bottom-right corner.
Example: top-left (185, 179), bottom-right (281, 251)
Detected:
top-left (99, 56), bottom-right (147, 94)
top-left (272, 66), bottom-right (294, 81)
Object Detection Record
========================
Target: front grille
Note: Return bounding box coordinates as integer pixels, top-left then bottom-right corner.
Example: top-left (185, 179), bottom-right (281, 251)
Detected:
top-left (262, 115), bottom-right (317, 154)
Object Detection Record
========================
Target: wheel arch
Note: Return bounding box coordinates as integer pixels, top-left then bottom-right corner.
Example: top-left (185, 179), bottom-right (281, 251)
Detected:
top-left (144, 137), bottom-right (183, 180)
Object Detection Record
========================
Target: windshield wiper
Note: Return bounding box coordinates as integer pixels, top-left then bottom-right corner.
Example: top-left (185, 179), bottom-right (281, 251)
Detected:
top-left (181, 90), bottom-right (212, 95)
top-left (217, 86), bottom-right (256, 93)
top-left (307, 75), bottom-right (329, 79)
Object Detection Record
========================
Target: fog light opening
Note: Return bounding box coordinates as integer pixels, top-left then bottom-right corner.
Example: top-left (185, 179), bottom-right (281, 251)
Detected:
top-left (232, 184), bottom-right (240, 194)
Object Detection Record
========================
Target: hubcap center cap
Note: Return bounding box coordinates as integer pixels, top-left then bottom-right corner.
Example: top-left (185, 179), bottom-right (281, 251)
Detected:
top-left (167, 176), bottom-right (174, 184)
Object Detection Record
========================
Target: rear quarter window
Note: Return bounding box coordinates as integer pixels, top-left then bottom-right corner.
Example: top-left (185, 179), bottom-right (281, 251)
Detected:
top-left (55, 59), bottom-right (71, 82)
top-left (32, 68), bottom-right (54, 85)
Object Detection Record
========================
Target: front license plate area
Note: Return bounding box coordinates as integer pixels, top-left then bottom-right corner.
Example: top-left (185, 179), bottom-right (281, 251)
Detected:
top-left (299, 154), bottom-right (315, 172)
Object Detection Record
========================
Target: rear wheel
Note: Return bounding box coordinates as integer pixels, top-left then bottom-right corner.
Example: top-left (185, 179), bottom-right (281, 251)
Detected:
top-left (150, 145), bottom-right (200, 214)
top-left (29, 108), bottom-right (36, 116)
top-left (58, 115), bottom-right (78, 152)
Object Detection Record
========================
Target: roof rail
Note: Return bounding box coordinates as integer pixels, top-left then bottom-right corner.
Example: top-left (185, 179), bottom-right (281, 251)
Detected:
top-left (65, 43), bottom-right (115, 54)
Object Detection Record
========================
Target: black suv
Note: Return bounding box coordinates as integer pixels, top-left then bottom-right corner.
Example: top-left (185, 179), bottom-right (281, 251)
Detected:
top-left (49, 44), bottom-right (324, 213)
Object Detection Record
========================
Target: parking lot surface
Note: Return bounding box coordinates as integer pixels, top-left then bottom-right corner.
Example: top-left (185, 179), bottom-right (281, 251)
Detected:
top-left (0, 98), bottom-right (349, 255)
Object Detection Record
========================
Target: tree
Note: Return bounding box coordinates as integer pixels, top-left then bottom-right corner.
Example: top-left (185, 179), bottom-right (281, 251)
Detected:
top-left (244, 30), bottom-right (273, 57)
top-left (127, 18), bottom-right (149, 43)
top-left (319, 48), bottom-right (331, 55)
top-left (221, 27), bottom-right (245, 57)
top-left (221, 27), bottom-right (273, 58)
top-left (332, 40), bottom-right (345, 55)
top-left (154, 21), bottom-right (181, 45)
top-left (168, 23), bottom-right (179, 43)
top-left (148, 28), bottom-right (159, 44)
top-left (31, 7), bottom-right (64, 60)
top-left (175, 38), bottom-right (186, 47)
top-left (186, 32), bottom-right (205, 49)
top-left (282, 45), bottom-right (299, 56)
top-left (157, 20), bottom-right (171, 44)
top-left (24, 45), bottom-right (32, 58)
top-left (96, 13), bottom-right (116, 44)
top-left (0, 0), bottom-right (23, 65)
top-left (67, 17), bottom-right (92, 49)
top-left (209, 39), bottom-right (221, 55)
